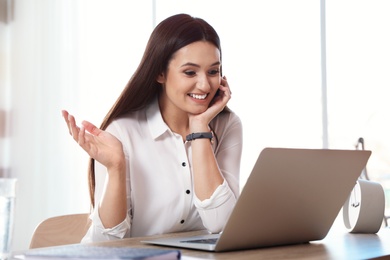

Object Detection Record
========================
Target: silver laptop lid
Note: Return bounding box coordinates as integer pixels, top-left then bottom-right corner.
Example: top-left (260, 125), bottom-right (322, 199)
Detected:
top-left (215, 148), bottom-right (371, 251)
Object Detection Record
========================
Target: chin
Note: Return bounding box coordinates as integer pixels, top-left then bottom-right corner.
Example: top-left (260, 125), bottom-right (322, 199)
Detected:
top-left (189, 108), bottom-right (208, 115)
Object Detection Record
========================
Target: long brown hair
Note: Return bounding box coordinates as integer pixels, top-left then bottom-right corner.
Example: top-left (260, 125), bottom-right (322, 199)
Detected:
top-left (87, 14), bottom-right (223, 207)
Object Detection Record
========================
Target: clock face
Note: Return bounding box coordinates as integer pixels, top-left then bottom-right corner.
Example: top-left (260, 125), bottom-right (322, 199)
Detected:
top-left (343, 179), bottom-right (385, 233)
top-left (346, 182), bottom-right (362, 228)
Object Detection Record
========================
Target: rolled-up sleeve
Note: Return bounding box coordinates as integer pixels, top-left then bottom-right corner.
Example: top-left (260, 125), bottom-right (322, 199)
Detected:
top-left (193, 180), bottom-right (236, 233)
top-left (81, 208), bottom-right (131, 243)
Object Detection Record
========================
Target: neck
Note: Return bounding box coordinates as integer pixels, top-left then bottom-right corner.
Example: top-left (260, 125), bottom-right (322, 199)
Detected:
top-left (158, 97), bottom-right (189, 139)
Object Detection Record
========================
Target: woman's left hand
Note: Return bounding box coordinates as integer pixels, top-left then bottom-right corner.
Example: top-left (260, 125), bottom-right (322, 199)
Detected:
top-left (209, 76), bottom-right (231, 112)
top-left (189, 76), bottom-right (232, 131)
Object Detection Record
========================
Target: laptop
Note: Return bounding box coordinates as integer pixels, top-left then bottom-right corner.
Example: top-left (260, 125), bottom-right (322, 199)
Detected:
top-left (142, 147), bottom-right (371, 252)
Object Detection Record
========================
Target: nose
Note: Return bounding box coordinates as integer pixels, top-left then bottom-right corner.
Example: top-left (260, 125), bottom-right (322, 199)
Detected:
top-left (196, 73), bottom-right (212, 92)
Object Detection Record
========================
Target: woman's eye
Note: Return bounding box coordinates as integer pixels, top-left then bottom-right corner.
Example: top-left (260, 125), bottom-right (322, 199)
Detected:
top-left (209, 69), bottom-right (220, 75)
top-left (184, 71), bottom-right (196, 76)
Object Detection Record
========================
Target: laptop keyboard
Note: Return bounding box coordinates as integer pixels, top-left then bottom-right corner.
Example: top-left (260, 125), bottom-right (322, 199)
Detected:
top-left (180, 238), bottom-right (218, 244)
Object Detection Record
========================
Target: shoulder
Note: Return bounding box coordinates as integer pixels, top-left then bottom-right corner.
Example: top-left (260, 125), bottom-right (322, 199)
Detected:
top-left (211, 109), bottom-right (242, 130)
top-left (105, 109), bottom-right (147, 137)
top-left (210, 109), bottom-right (243, 144)
top-left (210, 109), bottom-right (243, 152)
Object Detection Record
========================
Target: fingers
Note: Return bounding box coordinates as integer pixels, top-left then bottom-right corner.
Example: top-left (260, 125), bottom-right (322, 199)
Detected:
top-left (77, 121), bottom-right (103, 152)
top-left (219, 76), bottom-right (232, 103)
top-left (64, 115), bottom-right (91, 153)
top-left (221, 76), bottom-right (232, 95)
top-left (62, 109), bottom-right (102, 142)
top-left (62, 110), bottom-right (81, 143)
top-left (67, 114), bottom-right (79, 141)
top-left (61, 110), bottom-right (69, 120)
top-left (81, 120), bottom-right (102, 137)
top-left (78, 124), bottom-right (86, 146)
top-left (61, 110), bottom-right (72, 135)
top-left (77, 124), bottom-right (94, 154)
top-left (62, 111), bottom-right (111, 163)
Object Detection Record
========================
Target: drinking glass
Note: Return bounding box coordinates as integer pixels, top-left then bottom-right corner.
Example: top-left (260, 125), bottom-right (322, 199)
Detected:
top-left (0, 178), bottom-right (17, 260)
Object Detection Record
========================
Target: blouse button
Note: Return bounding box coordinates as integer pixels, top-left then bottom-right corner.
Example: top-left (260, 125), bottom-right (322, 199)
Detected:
top-left (186, 190), bottom-right (190, 194)
top-left (182, 162), bottom-right (186, 167)
top-left (180, 219), bottom-right (185, 224)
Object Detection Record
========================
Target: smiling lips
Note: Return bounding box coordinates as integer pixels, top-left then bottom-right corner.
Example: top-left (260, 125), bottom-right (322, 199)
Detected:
top-left (188, 93), bottom-right (208, 100)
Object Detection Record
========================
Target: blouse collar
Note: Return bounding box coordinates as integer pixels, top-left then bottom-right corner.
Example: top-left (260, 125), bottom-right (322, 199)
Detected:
top-left (146, 97), bottom-right (170, 140)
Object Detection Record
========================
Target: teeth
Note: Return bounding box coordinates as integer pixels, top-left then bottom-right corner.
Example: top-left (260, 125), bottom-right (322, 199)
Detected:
top-left (189, 93), bottom-right (207, 100)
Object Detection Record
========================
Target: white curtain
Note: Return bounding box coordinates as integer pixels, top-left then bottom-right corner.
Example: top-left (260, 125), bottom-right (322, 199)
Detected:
top-left (4, 0), bottom-right (153, 250)
top-left (5, 0), bottom-right (89, 250)
top-left (0, 0), bottom-right (10, 177)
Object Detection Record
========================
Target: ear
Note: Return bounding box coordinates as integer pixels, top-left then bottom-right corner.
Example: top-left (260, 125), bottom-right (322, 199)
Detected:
top-left (156, 73), bottom-right (166, 84)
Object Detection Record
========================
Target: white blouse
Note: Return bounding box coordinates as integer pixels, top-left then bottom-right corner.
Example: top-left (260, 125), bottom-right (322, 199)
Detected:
top-left (81, 98), bottom-right (243, 243)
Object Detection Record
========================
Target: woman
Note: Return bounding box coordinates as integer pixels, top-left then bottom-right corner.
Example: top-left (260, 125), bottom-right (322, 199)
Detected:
top-left (62, 13), bottom-right (243, 242)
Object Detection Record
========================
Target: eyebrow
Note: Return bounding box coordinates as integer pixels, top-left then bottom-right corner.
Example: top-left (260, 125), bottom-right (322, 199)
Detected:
top-left (180, 61), bottom-right (221, 68)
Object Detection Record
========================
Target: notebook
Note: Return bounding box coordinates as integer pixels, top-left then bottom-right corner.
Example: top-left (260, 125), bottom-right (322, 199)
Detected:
top-left (142, 147), bottom-right (371, 252)
top-left (15, 244), bottom-right (180, 259)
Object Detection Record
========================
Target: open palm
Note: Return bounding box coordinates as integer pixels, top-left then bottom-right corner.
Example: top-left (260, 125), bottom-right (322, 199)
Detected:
top-left (62, 110), bottom-right (124, 170)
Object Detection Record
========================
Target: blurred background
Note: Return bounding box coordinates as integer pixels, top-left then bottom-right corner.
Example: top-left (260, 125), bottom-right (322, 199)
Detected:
top-left (0, 0), bottom-right (389, 250)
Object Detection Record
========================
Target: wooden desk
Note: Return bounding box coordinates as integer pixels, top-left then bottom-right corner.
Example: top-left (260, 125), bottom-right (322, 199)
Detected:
top-left (83, 228), bottom-right (390, 260)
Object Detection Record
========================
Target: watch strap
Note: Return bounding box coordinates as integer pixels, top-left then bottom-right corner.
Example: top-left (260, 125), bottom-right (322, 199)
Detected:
top-left (186, 132), bottom-right (213, 142)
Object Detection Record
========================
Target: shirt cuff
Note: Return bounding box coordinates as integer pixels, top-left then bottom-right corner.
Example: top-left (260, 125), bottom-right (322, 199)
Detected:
top-left (194, 179), bottom-right (233, 209)
top-left (90, 207), bottom-right (131, 239)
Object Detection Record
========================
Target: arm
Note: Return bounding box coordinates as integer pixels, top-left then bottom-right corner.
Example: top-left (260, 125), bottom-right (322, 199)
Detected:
top-left (62, 111), bottom-right (128, 237)
top-left (193, 113), bottom-right (243, 233)
top-left (188, 77), bottom-right (242, 232)
top-left (189, 76), bottom-right (233, 200)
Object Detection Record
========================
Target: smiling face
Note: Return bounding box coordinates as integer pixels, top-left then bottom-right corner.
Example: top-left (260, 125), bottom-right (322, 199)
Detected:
top-left (157, 41), bottom-right (221, 120)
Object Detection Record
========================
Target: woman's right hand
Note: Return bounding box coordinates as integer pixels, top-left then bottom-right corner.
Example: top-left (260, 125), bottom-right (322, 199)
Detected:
top-left (62, 110), bottom-right (125, 171)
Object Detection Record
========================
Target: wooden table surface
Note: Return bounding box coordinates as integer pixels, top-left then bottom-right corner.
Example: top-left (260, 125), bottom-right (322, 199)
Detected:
top-left (85, 227), bottom-right (390, 260)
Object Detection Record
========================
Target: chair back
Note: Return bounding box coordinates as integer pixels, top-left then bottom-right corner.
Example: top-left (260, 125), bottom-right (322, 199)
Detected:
top-left (29, 213), bottom-right (91, 249)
